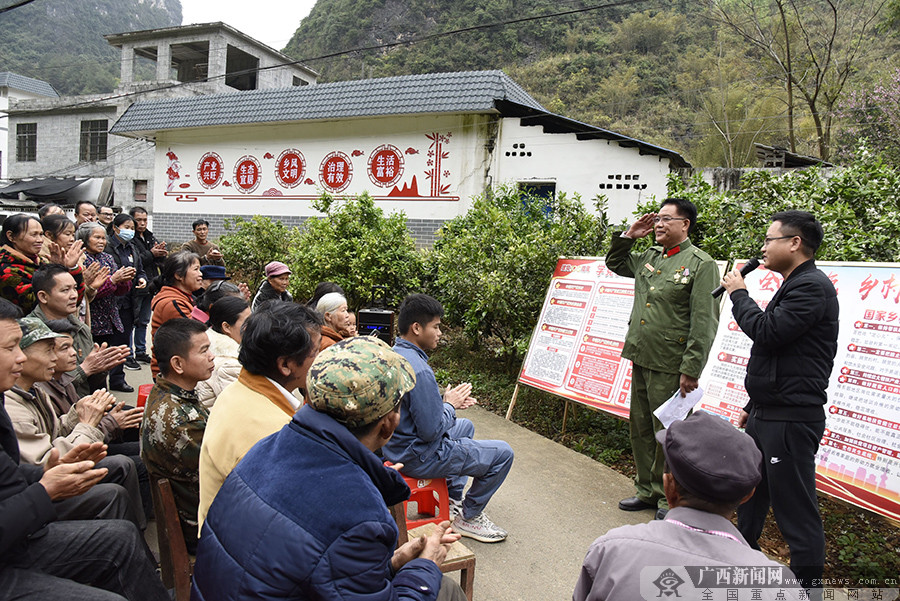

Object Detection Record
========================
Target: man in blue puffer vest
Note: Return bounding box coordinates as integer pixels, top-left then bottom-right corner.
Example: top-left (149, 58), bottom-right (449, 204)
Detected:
top-left (191, 336), bottom-right (466, 601)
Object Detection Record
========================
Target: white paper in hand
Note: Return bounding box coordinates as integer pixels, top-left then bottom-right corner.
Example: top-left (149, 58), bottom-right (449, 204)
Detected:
top-left (653, 387), bottom-right (704, 429)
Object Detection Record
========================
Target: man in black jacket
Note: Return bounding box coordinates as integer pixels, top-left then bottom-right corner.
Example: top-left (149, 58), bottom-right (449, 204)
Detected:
top-left (129, 207), bottom-right (167, 364)
top-left (721, 210), bottom-right (838, 597)
top-left (0, 298), bottom-right (168, 600)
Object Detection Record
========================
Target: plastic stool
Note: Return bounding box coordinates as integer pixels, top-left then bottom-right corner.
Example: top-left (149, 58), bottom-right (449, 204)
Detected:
top-left (401, 474), bottom-right (450, 529)
top-left (137, 384), bottom-right (153, 408)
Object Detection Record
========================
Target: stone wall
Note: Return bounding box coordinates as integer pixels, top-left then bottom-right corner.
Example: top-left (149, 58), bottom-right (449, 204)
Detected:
top-left (150, 212), bottom-right (447, 249)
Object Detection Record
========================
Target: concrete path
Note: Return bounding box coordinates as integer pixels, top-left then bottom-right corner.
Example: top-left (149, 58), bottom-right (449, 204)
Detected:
top-left (454, 405), bottom-right (648, 601)
top-left (125, 363), bottom-right (648, 600)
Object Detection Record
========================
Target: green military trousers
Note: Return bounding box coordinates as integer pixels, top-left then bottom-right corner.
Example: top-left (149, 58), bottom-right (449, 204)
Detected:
top-left (629, 364), bottom-right (680, 509)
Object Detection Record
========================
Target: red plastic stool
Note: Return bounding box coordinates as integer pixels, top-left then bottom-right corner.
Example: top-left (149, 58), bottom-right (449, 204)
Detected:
top-left (137, 384), bottom-right (153, 408)
top-left (401, 474), bottom-right (450, 529)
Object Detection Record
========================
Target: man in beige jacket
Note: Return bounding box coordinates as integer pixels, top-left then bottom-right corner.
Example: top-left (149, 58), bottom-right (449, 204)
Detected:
top-left (198, 301), bottom-right (322, 529)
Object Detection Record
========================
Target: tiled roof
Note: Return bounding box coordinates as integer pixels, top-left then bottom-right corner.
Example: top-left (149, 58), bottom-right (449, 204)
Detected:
top-left (0, 72), bottom-right (58, 98)
top-left (111, 70), bottom-right (545, 134)
top-left (110, 69), bottom-right (689, 167)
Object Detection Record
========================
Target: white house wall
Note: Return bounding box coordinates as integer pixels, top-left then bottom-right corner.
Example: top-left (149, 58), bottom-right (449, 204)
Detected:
top-left (146, 112), bottom-right (676, 245)
top-left (494, 118), bottom-right (672, 226)
top-left (148, 114), bottom-right (492, 244)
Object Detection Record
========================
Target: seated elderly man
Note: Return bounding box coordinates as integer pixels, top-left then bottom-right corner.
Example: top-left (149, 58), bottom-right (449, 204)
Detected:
top-left (192, 337), bottom-right (466, 601)
top-left (0, 298), bottom-right (169, 600)
top-left (573, 411), bottom-right (802, 601)
top-left (141, 318), bottom-right (213, 552)
top-left (5, 316), bottom-right (145, 527)
top-left (198, 301), bottom-right (321, 528)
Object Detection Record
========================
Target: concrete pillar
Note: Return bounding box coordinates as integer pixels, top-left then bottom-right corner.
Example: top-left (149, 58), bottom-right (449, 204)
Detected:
top-left (120, 45), bottom-right (134, 84)
top-left (208, 37), bottom-right (227, 89)
top-left (156, 43), bottom-right (171, 82)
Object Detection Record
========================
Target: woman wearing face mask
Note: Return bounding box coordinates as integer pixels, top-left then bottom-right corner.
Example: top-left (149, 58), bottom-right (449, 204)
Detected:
top-left (78, 222), bottom-right (136, 392)
top-left (107, 213), bottom-right (147, 373)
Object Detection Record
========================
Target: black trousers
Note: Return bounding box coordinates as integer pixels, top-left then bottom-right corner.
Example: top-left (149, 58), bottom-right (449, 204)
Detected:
top-left (737, 414), bottom-right (826, 592)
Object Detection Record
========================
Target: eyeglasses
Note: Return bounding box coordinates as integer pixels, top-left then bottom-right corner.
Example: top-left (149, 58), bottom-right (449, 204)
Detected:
top-left (653, 216), bottom-right (688, 224)
top-left (763, 235), bottom-right (797, 246)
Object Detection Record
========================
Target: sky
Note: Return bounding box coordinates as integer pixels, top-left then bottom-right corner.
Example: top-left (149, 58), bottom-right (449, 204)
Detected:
top-left (179, 0), bottom-right (318, 51)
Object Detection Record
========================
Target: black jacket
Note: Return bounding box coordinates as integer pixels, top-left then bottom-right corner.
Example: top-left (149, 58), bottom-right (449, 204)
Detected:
top-left (0, 397), bottom-right (55, 563)
top-left (132, 229), bottom-right (165, 282)
top-left (731, 259), bottom-right (839, 422)
top-left (107, 233), bottom-right (147, 303)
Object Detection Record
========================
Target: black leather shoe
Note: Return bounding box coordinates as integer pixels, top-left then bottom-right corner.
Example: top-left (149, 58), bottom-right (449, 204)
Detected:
top-left (134, 352), bottom-right (152, 364)
top-left (655, 508), bottom-right (669, 520)
top-left (111, 383), bottom-right (134, 393)
top-left (618, 496), bottom-right (656, 511)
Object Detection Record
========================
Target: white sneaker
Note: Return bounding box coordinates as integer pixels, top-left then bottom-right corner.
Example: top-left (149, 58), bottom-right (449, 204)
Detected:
top-left (449, 497), bottom-right (463, 520)
top-left (452, 512), bottom-right (508, 543)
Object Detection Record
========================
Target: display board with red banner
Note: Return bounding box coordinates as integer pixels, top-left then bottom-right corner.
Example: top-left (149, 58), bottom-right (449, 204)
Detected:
top-left (698, 261), bottom-right (900, 524)
top-left (518, 257), bottom-right (640, 419)
top-left (518, 257), bottom-right (900, 523)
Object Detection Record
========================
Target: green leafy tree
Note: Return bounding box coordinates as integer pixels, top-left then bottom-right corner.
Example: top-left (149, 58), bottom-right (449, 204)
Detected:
top-left (287, 193), bottom-right (425, 310)
top-left (218, 215), bottom-right (297, 290)
top-left (429, 186), bottom-right (610, 369)
top-left (636, 144), bottom-right (900, 263)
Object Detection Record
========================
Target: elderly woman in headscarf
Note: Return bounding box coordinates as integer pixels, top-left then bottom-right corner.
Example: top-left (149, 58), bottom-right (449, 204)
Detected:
top-left (251, 261), bottom-right (293, 311)
top-left (315, 292), bottom-right (352, 352)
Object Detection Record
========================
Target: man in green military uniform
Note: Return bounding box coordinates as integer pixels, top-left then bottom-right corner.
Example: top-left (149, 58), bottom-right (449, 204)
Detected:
top-left (140, 317), bottom-right (214, 552)
top-left (606, 198), bottom-right (719, 520)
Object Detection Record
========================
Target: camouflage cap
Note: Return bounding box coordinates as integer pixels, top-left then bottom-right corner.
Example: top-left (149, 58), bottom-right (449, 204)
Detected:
top-left (307, 337), bottom-right (416, 428)
top-left (18, 316), bottom-right (65, 349)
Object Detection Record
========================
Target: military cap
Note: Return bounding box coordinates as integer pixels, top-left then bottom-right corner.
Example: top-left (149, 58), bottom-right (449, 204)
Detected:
top-left (655, 411), bottom-right (762, 503)
top-left (307, 337), bottom-right (415, 428)
top-left (18, 316), bottom-right (65, 349)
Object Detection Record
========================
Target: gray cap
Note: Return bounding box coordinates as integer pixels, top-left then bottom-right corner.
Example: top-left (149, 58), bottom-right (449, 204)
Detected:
top-left (655, 411), bottom-right (762, 503)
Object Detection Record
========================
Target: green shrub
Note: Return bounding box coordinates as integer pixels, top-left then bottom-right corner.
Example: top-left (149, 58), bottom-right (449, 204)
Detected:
top-left (642, 144), bottom-right (900, 263)
top-left (429, 185), bottom-right (610, 369)
top-left (218, 215), bottom-right (297, 288)
top-left (287, 193), bottom-right (425, 310)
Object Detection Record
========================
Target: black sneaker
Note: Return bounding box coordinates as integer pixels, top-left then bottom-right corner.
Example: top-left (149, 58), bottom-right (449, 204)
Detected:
top-left (134, 352), bottom-right (152, 364)
top-left (123, 357), bottom-right (141, 371)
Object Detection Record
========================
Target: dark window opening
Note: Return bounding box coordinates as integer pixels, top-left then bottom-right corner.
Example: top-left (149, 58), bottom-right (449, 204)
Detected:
top-left (170, 41), bottom-right (210, 83)
top-left (225, 45), bottom-right (259, 90)
top-left (518, 182), bottom-right (556, 200)
top-left (134, 180), bottom-right (148, 202)
top-left (80, 120), bottom-right (108, 162)
top-left (16, 123), bottom-right (37, 162)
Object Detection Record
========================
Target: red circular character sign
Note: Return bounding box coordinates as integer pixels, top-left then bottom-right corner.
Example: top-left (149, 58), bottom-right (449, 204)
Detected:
top-left (275, 149), bottom-right (306, 189)
top-left (367, 144), bottom-right (404, 187)
top-left (233, 156), bottom-right (261, 194)
top-left (319, 152), bottom-right (353, 192)
top-left (197, 152), bottom-right (224, 189)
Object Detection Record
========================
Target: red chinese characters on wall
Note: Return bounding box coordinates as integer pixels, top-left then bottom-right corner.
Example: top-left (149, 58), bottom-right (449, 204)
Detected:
top-left (197, 152), bottom-right (224, 189)
top-left (367, 144), bottom-right (404, 187)
top-left (319, 152), bottom-right (353, 192)
top-left (275, 149), bottom-right (306, 189)
top-left (234, 156), bottom-right (261, 194)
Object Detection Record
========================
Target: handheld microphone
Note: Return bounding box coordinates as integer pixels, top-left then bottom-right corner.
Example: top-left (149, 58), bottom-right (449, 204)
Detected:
top-left (712, 258), bottom-right (761, 298)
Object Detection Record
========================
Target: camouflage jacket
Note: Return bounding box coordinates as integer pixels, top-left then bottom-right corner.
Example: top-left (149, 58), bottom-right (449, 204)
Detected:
top-left (140, 377), bottom-right (208, 545)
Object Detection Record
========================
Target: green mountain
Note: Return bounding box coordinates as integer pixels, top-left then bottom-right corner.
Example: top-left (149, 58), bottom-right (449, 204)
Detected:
top-left (283, 0), bottom-right (899, 166)
top-left (0, 0), bottom-right (181, 95)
